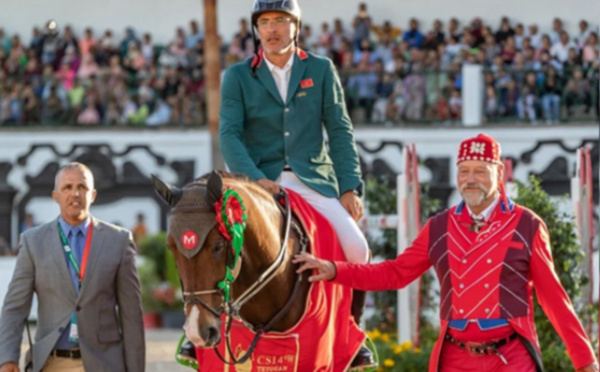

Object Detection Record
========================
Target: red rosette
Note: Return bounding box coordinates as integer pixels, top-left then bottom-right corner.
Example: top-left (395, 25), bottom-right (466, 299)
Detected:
top-left (214, 187), bottom-right (246, 241)
top-left (214, 197), bottom-right (232, 241)
top-left (225, 196), bottom-right (245, 226)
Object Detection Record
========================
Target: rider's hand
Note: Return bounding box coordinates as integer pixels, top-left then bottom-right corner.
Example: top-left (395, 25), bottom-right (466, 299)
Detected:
top-left (257, 178), bottom-right (281, 194)
top-left (0, 362), bottom-right (19, 372)
top-left (340, 191), bottom-right (364, 222)
top-left (292, 252), bottom-right (337, 282)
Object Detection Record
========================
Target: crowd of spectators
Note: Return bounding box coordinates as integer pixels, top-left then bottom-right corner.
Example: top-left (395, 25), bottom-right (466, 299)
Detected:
top-left (0, 5), bottom-right (598, 126)
top-left (0, 20), bottom-right (205, 126)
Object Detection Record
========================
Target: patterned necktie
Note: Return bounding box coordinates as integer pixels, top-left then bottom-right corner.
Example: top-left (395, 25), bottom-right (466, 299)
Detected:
top-left (469, 216), bottom-right (485, 233)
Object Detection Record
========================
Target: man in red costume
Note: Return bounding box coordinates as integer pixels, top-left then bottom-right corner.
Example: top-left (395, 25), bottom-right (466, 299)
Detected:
top-left (294, 133), bottom-right (599, 372)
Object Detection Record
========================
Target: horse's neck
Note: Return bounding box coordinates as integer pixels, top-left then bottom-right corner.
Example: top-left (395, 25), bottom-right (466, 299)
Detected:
top-left (234, 203), bottom-right (309, 332)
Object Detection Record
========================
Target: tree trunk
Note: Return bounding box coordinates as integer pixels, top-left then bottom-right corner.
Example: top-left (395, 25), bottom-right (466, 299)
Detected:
top-left (203, 0), bottom-right (225, 170)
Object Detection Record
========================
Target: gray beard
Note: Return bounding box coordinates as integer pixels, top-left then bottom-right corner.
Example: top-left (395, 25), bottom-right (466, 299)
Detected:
top-left (461, 189), bottom-right (487, 208)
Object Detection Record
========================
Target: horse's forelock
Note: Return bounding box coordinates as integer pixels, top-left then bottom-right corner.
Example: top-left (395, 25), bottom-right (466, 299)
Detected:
top-left (171, 173), bottom-right (281, 253)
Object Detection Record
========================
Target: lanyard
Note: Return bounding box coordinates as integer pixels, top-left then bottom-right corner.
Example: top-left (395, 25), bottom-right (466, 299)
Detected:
top-left (58, 219), bottom-right (93, 283)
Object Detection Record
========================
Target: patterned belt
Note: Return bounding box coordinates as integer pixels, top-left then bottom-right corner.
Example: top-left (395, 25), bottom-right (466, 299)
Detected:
top-left (52, 349), bottom-right (81, 359)
top-left (444, 332), bottom-right (517, 362)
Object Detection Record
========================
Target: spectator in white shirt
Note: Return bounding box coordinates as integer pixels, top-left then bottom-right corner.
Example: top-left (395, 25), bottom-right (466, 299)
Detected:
top-left (446, 35), bottom-right (466, 59)
top-left (186, 20), bottom-right (203, 50)
top-left (551, 31), bottom-right (576, 63)
top-left (528, 24), bottom-right (542, 49)
top-left (141, 33), bottom-right (154, 65)
top-left (575, 20), bottom-right (591, 49)
top-left (549, 17), bottom-right (563, 44)
top-left (514, 23), bottom-right (525, 50)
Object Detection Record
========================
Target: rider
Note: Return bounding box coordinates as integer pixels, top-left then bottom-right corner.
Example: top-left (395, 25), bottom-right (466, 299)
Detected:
top-left (218, 0), bottom-right (373, 367)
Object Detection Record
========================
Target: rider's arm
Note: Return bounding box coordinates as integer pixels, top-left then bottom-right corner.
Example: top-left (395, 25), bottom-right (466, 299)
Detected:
top-left (321, 59), bottom-right (363, 196)
top-left (219, 67), bottom-right (267, 180)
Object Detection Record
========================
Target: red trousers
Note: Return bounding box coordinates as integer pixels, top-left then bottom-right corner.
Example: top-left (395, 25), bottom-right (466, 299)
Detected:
top-left (439, 336), bottom-right (537, 372)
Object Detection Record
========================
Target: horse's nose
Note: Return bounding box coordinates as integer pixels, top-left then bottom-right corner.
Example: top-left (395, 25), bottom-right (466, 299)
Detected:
top-left (202, 325), bottom-right (221, 346)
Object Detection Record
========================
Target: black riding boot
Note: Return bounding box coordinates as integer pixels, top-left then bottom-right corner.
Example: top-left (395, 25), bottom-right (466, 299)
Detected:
top-left (350, 289), bottom-right (376, 369)
top-left (178, 340), bottom-right (197, 363)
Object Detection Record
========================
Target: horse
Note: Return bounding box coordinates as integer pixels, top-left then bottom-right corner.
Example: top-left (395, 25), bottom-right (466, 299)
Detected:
top-left (152, 170), bottom-right (369, 371)
top-left (152, 171), bottom-right (311, 356)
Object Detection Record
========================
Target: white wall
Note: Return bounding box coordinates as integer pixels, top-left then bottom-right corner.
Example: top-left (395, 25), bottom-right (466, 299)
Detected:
top-left (1, 0), bottom-right (598, 45)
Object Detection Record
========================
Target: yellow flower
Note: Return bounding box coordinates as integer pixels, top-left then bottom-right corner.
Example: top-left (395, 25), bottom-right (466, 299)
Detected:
top-left (376, 368), bottom-right (384, 372)
top-left (414, 347), bottom-right (422, 354)
top-left (383, 359), bottom-right (395, 367)
top-left (366, 328), bottom-right (382, 341)
top-left (380, 333), bottom-right (390, 343)
top-left (401, 340), bottom-right (413, 350)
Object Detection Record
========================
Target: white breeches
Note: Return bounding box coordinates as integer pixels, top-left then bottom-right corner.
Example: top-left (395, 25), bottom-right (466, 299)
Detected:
top-left (276, 171), bottom-right (369, 264)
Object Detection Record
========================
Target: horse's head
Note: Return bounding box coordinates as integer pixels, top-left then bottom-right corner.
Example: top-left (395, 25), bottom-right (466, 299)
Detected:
top-left (152, 171), bottom-right (282, 348)
top-left (153, 171), bottom-right (230, 347)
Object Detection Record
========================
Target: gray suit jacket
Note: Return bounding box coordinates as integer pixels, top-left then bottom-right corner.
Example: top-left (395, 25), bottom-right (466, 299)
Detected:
top-left (0, 217), bottom-right (145, 372)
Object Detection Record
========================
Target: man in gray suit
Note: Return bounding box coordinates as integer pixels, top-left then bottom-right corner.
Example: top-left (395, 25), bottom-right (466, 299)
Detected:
top-left (0, 162), bottom-right (145, 372)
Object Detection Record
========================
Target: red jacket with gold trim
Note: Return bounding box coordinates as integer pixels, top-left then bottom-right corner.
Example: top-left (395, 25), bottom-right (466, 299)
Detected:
top-left (334, 199), bottom-right (596, 371)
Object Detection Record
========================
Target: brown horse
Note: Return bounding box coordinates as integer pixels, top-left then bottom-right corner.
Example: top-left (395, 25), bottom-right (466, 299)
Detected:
top-left (152, 171), bottom-right (311, 354)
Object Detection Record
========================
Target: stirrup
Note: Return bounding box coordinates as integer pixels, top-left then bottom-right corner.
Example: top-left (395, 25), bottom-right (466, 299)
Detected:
top-left (348, 336), bottom-right (378, 372)
top-left (175, 334), bottom-right (199, 370)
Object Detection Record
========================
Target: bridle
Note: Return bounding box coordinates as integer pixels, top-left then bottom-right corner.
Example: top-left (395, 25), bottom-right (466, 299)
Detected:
top-left (171, 189), bottom-right (309, 364)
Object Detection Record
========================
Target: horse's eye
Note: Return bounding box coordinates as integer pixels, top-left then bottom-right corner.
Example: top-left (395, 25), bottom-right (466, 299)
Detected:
top-left (213, 241), bottom-right (226, 253)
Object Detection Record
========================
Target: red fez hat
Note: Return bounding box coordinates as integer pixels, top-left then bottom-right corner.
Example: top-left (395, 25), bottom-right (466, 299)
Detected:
top-left (457, 133), bottom-right (510, 210)
top-left (457, 133), bottom-right (502, 165)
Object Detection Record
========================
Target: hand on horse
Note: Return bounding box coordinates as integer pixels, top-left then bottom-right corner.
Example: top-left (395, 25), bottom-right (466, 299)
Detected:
top-left (292, 252), bottom-right (337, 282)
top-left (257, 178), bottom-right (281, 194)
top-left (578, 363), bottom-right (600, 372)
top-left (340, 191), bottom-right (364, 222)
top-left (0, 362), bottom-right (19, 372)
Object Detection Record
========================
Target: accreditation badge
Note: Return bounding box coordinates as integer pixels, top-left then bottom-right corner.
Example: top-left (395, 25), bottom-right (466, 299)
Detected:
top-left (68, 313), bottom-right (79, 343)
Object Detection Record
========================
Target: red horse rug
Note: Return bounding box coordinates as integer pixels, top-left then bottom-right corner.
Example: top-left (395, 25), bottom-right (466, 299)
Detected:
top-left (195, 188), bottom-right (365, 372)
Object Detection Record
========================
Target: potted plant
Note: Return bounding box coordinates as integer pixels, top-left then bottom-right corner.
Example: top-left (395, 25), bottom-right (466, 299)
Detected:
top-left (138, 232), bottom-right (185, 328)
top-left (137, 257), bottom-right (162, 329)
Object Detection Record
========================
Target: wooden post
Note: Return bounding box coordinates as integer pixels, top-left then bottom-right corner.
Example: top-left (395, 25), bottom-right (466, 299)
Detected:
top-left (203, 0), bottom-right (225, 170)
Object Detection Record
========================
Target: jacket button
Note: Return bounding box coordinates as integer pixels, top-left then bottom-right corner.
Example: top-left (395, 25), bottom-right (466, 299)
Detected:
top-left (284, 132), bottom-right (290, 137)
top-left (485, 308), bottom-right (490, 313)
top-left (284, 108), bottom-right (290, 113)
top-left (487, 259), bottom-right (492, 264)
top-left (459, 309), bottom-right (464, 314)
top-left (484, 283), bottom-right (489, 289)
top-left (462, 259), bottom-right (467, 264)
top-left (459, 283), bottom-right (464, 289)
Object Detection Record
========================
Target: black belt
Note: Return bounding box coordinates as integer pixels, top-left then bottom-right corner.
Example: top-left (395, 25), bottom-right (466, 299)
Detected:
top-left (52, 349), bottom-right (82, 359)
top-left (444, 332), bottom-right (518, 356)
top-left (283, 166), bottom-right (292, 171)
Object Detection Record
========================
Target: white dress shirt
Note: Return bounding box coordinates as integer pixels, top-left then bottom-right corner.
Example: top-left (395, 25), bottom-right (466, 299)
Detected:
top-left (263, 52), bottom-right (294, 102)
top-left (466, 196), bottom-right (500, 222)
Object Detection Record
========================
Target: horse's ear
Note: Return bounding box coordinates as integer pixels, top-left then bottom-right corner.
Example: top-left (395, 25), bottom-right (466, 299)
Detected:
top-left (151, 174), bottom-right (183, 207)
top-left (205, 170), bottom-right (223, 207)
